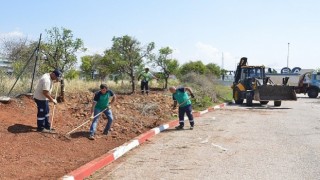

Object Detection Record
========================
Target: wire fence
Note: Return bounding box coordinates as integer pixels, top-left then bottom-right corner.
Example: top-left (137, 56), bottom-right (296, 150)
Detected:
top-left (0, 68), bottom-right (43, 98)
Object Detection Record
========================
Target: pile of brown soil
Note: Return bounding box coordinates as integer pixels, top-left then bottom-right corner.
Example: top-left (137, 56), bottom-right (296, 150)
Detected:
top-left (0, 91), bottom-right (176, 179)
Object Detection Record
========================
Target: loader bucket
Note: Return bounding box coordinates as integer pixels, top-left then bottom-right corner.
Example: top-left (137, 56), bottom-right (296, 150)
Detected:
top-left (254, 85), bottom-right (297, 101)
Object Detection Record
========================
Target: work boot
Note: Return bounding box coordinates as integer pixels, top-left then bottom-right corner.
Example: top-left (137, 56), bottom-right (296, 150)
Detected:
top-left (40, 128), bottom-right (55, 133)
top-left (190, 126), bottom-right (194, 130)
top-left (175, 125), bottom-right (184, 130)
top-left (88, 135), bottom-right (95, 140)
top-left (103, 130), bottom-right (108, 136)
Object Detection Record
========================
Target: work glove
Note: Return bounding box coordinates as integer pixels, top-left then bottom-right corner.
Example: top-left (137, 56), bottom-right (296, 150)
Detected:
top-left (190, 93), bottom-right (195, 98)
top-left (52, 99), bottom-right (58, 105)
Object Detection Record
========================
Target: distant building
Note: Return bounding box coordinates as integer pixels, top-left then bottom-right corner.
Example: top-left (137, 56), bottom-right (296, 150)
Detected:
top-left (0, 57), bottom-right (13, 75)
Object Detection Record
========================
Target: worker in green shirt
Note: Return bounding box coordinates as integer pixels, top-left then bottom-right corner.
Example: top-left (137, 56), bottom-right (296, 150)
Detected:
top-left (169, 86), bottom-right (195, 130)
top-left (89, 84), bottom-right (116, 140)
top-left (138, 68), bottom-right (157, 95)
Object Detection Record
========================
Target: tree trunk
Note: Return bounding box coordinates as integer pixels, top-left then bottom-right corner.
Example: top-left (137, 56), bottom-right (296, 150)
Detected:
top-left (59, 79), bottom-right (65, 102)
top-left (164, 73), bottom-right (170, 90)
top-left (164, 77), bottom-right (168, 89)
top-left (131, 75), bottom-right (135, 94)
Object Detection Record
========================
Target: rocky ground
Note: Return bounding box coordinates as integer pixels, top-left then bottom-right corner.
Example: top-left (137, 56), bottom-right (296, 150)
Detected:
top-left (0, 91), bottom-right (175, 179)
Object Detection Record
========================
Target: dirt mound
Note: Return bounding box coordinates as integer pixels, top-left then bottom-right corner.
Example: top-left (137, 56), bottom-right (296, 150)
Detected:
top-left (0, 91), bottom-right (176, 179)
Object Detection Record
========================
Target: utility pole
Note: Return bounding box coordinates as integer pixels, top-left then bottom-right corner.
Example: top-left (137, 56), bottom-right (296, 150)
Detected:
top-left (287, 43), bottom-right (290, 68)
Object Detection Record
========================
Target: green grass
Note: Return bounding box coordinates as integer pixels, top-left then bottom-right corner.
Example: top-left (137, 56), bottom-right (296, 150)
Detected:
top-left (214, 84), bottom-right (233, 103)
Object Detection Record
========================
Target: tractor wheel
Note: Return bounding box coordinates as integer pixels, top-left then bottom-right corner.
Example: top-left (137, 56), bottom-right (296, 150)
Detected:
top-left (260, 101), bottom-right (269, 105)
top-left (233, 88), bottom-right (244, 104)
top-left (246, 93), bottom-right (253, 106)
top-left (274, 101), bottom-right (281, 107)
top-left (307, 88), bottom-right (319, 98)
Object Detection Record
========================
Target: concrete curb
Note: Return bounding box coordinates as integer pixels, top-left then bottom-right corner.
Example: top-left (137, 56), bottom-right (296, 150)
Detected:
top-left (62, 103), bottom-right (227, 180)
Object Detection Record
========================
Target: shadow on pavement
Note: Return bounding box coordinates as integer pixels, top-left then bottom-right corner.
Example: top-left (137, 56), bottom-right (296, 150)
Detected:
top-left (247, 107), bottom-right (292, 110)
top-left (162, 128), bottom-right (192, 133)
top-left (229, 103), bottom-right (292, 110)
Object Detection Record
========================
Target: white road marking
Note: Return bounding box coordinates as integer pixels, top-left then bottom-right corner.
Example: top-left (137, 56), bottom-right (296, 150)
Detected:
top-left (211, 143), bottom-right (228, 151)
top-left (200, 136), bottom-right (210, 144)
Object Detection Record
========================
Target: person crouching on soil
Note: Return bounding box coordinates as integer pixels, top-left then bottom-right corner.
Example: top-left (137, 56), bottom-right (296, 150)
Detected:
top-left (169, 86), bottom-right (195, 130)
top-left (89, 84), bottom-right (116, 140)
top-left (33, 69), bottom-right (62, 133)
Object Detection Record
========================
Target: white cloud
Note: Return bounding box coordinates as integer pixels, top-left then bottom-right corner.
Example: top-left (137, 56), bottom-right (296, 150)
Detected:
top-left (188, 42), bottom-right (238, 70)
top-left (195, 42), bottom-right (220, 60)
top-left (0, 30), bottom-right (25, 39)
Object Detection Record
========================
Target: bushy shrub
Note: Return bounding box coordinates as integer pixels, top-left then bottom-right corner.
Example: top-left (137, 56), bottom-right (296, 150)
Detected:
top-left (179, 72), bottom-right (220, 110)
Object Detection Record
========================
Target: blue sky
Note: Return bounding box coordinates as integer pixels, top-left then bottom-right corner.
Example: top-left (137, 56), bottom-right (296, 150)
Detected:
top-left (0, 0), bottom-right (319, 70)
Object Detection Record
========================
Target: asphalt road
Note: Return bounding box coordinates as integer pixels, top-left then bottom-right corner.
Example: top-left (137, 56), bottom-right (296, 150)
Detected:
top-left (90, 95), bottom-right (320, 180)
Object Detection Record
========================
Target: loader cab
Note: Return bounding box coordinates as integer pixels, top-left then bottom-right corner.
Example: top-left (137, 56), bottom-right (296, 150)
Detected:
top-left (241, 66), bottom-right (265, 80)
top-left (240, 66), bottom-right (265, 90)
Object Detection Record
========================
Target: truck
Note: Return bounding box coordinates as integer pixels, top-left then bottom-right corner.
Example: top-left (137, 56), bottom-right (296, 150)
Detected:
top-left (295, 71), bottom-right (320, 98)
top-left (232, 57), bottom-right (297, 106)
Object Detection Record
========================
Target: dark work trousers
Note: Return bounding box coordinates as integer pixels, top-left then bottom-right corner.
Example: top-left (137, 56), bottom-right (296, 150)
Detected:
top-left (34, 99), bottom-right (51, 131)
top-left (141, 80), bottom-right (149, 94)
top-left (178, 104), bottom-right (194, 127)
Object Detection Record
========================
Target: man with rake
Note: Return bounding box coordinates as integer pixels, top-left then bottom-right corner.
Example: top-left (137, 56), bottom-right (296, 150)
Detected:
top-left (89, 84), bottom-right (116, 140)
top-left (33, 69), bottom-right (61, 133)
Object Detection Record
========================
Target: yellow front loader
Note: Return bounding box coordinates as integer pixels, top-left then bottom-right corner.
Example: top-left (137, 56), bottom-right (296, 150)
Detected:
top-left (232, 57), bottom-right (297, 106)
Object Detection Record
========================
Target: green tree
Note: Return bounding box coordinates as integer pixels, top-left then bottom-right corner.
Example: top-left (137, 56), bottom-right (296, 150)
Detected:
top-left (152, 47), bottom-right (179, 89)
top-left (206, 63), bottom-right (221, 77)
top-left (80, 54), bottom-right (103, 80)
top-left (41, 27), bottom-right (85, 73)
top-left (103, 35), bottom-right (155, 93)
top-left (64, 68), bottom-right (80, 80)
top-left (180, 61), bottom-right (207, 75)
top-left (41, 27), bottom-right (85, 101)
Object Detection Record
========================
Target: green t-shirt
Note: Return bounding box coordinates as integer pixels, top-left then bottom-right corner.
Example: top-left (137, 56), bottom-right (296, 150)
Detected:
top-left (93, 90), bottom-right (114, 110)
top-left (172, 88), bottom-right (191, 107)
top-left (140, 72), bottom-right (153, 82)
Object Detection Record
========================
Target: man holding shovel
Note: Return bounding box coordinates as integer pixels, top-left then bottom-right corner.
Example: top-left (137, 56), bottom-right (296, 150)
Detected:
top-left (33, 69), bottom-right (61, 133)
top-left (169, 86), bottom-right (195, 130)
top-left (89, 84), bottom-right (116, 140)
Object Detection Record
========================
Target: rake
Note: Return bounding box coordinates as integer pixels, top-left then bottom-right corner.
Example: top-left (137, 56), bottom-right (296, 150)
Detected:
top-left (50, 84), bottom-right (59, 130)
top-left (64, 107), bottom-right (109, 138)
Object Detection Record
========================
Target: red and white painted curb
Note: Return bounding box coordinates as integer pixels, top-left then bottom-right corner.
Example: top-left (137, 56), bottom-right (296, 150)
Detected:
top-left (62, 103), bottom-right (227, 180)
